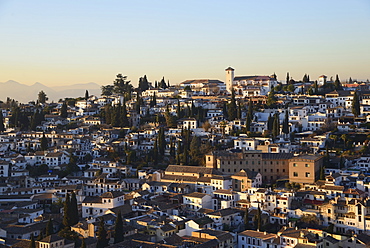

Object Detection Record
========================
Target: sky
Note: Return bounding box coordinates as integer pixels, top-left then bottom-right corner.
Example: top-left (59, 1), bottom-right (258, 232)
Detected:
top-left (0, 0), bottom-right (369, 87)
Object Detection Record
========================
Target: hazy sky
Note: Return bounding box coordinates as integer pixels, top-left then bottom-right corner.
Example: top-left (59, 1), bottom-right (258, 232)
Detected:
top-left (0, 0), bottom-right (369, 87)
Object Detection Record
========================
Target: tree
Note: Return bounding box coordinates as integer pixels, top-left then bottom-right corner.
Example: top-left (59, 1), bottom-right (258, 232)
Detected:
top-left (159, 77), bottom-right (167, 89)
top-left (341, 134), bottom-right (349, 147)
top-left (349, 77), bottom-right (353, 84)
top-left (352, 91), bottom-right (360, 117)
top-left (329, 135), bottom-right (338, 146)
top-left (334, 74), bottom-right (342, 90)
top-left (227, 89), bottom-right (237, 121)
top-left (121, 99), bottom-right (129, 127)
top-left (267, 113), bottom-right (273, 131)
top-left (189, 135), bottom-right (201, 165)
top-left (287, 84), bottom-right (295, 92)
top-left (282, 110), bottom-right (289, 135)
top-left (272, 113), bottom-right (280, 138)
top-left (81, 238), bottom-right (86, 248)
top-left (255, 205), bottom-right (262, 231)
top-left (138, 75), bottom-right (149, 91)
top-left (340, 155), bottom-right (345, 169)
top-left (157, 127), bottom-right (166, 156)
top-left (40, 133), bottom-right (48, 151)
top-left (0, 111), bottom-right (5, 132)
top-left (62, 193), bottom-right (71, 228)
top-left (285, 182), bottom-right (301, 192)
top-left (246, 100), bottom-right (253, 131)
top-left (152, 139), bottom-right (158, 165)
top-left (319, 165), bottom-right (325, 180)
top-left (165, 105), bottom-right (176, 128)
top-left (85, 90), bottom-right (89, 101)
top-left (101, 85), bottom-right (114, 96)
top-left (308, 87), bottom-right (313, 95)
top-left (38, 90), bottom-right (48, 104)
top-left (150, 93), bottom-right (157, 107)
top-left (114, 211), bottom-right (124, 244)
top-left (60, 102), bottom-right (68, 118)
top-left (302, 74), bottom-right (309, 83)
top-left (244, 207), bottom-right (250, 230)
top-left (314, 81), bottom-right (318, 94)
top-left (298, 214), bottom-right (319, 227)
top-left (70, 191), bottom-right (79, 226)
top-left (96, 218), bottom-right (109, 248)
top-left (113, 74), bottom-right (132, 100)
top-left (29, 234), bottom-right (36, 248)
top-left (37, 232), bottom-right (44, 241)
top-left (202, 121), bottom-right (211, 132)
top-left (266, 89), bottom-right (277, 107)
top-left (286, 72), bottom-right (290, 84)
top-left (46, 218), bottom-right (54, 236)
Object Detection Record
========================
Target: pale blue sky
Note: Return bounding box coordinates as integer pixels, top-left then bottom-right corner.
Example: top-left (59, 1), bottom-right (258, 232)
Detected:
top-left (0, 0), bottom-right (369, 87)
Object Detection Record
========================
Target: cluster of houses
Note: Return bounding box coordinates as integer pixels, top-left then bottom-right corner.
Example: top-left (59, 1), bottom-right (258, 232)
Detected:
top-left (1, 68), bottom-right (370, 247)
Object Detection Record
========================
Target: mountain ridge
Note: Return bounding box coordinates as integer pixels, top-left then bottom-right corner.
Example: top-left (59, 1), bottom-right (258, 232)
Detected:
top-left (0, 80), bottom-right (102, 103)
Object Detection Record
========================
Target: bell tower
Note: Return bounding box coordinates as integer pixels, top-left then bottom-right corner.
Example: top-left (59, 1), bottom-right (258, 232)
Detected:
top-left (225, 67), bottom-right (234, 93)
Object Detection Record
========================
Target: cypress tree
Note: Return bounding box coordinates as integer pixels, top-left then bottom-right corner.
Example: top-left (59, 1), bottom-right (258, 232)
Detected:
top-left (37, 232), bottom-right (44, 241)
top-left (228, 89), bottom-right (237, 121)
top-left (302, 74), bottom-right (308, 83)
top-left (96, 218), bottom-right (109, 248)
top-left (0, 110), bottom-right (4, 132)
top-left (246, 100), bottom-right (253, 131)
top-left (176, 99), bottom-right (181, 119)
top-left (138, 75), bottom-right (149, 91)
top-left (319, 165), bottom-right (325, 180)
top-left (60, 102), bottom-right (68, 118)
top-left (244, 207), bottom-right (250, 230)
top-left (160, 77), bottom-right (167, 89)
top-left (282, 110), bottom-right (289, 135)
top-left (272, 113), bottom-right (280, 138)
top-left (169, 138), bottom-right (175, 157)
top-left (62, 193), bottom-right (71, 228)
top-left (150, 93), bottom-right (157, 107)
top-left (111, 104), bottom-right (120, 127)
top-left (255, 206), bottom-right (262, 231)
top-left (286, 72), bottom-right (290, 84)
top-left (104, 105), bottom-right (112, 125)
top-left (314, 81), bottom-right (318, 94)
top-left (267, 114), bottom-right (273, 130)
top-left (237, 101), bottom-right (242, 120)
top-left (121, 100), bottom-right (129, 127)
top-left (114, 211), bottom-right (124, 244)
top-left (29, 234), bottom-right (36, 248)
top-left (46, 218), bottom-right (53, 236)
top-left (176, 140), bottom-right (182, 164)
top-left (85, 90), bottom-right (89, 101)
top-left (153, 139), bottom-right (158, 165)
top-left (334, 74), bottom-right (342, 90)
top-left (189, 136), bottom-right (200, 165)
top-left (81, 238), bottom-right (86, 248)
top-left (352, 91), bottom-right (360, 117)
top-left (40, 133), bottom-right (48, 151)
top-left (70, 191), bottom-right (79, 226)
top-left (158, 128), bottom-right (166, 156)
top-left (222, 101), bottom-right (228, 119)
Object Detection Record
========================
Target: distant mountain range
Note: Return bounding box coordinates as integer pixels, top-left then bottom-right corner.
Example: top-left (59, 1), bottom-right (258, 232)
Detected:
top-left (0, 80), bottom-right (102, 103)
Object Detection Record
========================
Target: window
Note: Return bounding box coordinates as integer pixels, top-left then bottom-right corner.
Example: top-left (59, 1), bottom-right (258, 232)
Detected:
top-left (293, 172), bottom-right (298, 177)
top-left (305, 164), bottom-right (309, 167)
top-left (293, 163), bottom-right (297, 167)
top-left (305, 172), bottom-right (310, 177)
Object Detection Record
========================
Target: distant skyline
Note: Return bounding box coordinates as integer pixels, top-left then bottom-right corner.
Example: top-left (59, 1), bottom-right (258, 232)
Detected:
top-left (0, 0), bottom-right (369, 87)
